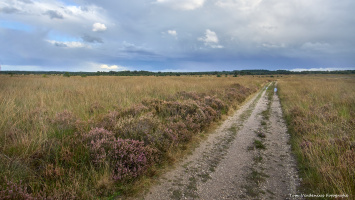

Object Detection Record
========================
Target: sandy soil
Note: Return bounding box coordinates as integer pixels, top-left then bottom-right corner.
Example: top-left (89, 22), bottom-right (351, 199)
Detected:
top-left (138, 83), bottom-right (300, 200)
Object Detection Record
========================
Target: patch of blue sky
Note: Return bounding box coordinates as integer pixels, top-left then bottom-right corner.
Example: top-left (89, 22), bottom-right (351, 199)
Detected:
top-left (0, 20), bottom-right (33, 32)
top-left (59, 0), bottom-right (79, 6)
top-left (47, 30), bottom-right (81, 42)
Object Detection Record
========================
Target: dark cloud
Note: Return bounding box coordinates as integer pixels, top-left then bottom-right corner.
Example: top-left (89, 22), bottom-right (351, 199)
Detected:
top-left (54, 42), bottom-right (68, 47)
top-left (0, 7), bottom-right (20, 14)
top-left (81, 35), bottom-right (103, 43)
top-left (44, 10), bottom-right (64, 19)
top-left (17, 0), bottom-right (33, 4)
top-left (0, 0), bottom-right (354, 71)
top-left (80, 6), bottom-right (89, 12)
top-left (0, 28), bottom-right (104, 71)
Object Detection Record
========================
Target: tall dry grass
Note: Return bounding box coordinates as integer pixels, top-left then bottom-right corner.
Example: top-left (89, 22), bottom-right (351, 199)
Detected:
top-left (278, 75), bottom-right (355, 197)
top-left (0, 74), bottom-right (268, 199)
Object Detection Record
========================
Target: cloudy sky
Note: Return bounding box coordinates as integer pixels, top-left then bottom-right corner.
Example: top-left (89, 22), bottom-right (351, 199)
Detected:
top-left (1, 0), bottom-right (354, 72)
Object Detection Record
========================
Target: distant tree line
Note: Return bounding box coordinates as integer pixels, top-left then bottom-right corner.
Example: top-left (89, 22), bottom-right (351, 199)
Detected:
top-left (1, 69), bottom-right (355, 76)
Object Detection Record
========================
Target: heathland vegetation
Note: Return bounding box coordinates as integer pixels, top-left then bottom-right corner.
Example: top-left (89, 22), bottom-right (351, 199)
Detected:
top-left (1, 74), bottom-right (354, 199)
top-left (0, 75), bottom-right (269, 199)
top-left (278, 75), bottom-right (355, 197)
top-left (1, 69), bottom-right (355, 77)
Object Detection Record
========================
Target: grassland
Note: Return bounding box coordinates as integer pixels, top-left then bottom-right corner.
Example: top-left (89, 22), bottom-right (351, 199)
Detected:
top-left (0, 75), bottom-right (269, 199)
top-left (278, 75), bottom-right (355, 197)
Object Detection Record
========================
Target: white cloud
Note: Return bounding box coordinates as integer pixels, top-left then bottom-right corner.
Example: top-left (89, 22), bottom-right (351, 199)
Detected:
top-left (198, 29), bottom-right (224, 48)
top-left (92, 22), bottom-right (107, 32)
top-left (155, 0), bottom-right (205, 10)
top-left (291, 67), bottom-right (354, 72)
top-left (1, 0), bottom-right (354, 71)
top-left (216, 0), bottom-right (262, 11)
top-left (262, 43), bottom-right (285, 48)
top-left (47, 40), bottom-right (87, 48)
top-left (100, 64), bottom-right (128, 71)
top-left (301, 42), bottom-right (331, 51)
top-left (0, 0), bottom-right (110, 34)
top-left (167, 30), bottom-right (177, 36)
top-left (200, 29), bottom-right (219, 43)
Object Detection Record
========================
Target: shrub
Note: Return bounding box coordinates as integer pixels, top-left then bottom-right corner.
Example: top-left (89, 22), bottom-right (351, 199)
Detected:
top-left (51, 110), bottom-right (77, 131)
top-left (121, 104), bottom-right (149, 117)
top-left (225, 88), bottom-right (246, 103)
top-left (148, 99), bottom-right (202, 119)
top-left (97, 111), bottom-right (121, 131)
top-left (111, 138), bottom-right (156, 181)
top-left (114, 113), bottom-right (160, 144)
top-left (177, 91), bottom-right (202, 101)
top-left (202, 105), bottom-right (219, 122)
top-left (204, 96), bottom-right (228, 112)
top-left (168, 121), bottom-right (192, 142)
top-left (0, 178), bottom-right (37, 200)
top-left (155, 127), bottom-right (179, 152)
top-left (84, 128), bottom-right (115, 165)
top-left (84, 128), bottom-right (157, 181)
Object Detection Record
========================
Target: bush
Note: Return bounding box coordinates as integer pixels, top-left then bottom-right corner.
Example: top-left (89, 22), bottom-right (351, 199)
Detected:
top-left (84, 128), bottom-right (157, 181)
top-left (0, 178), bottom-right (38, 200)
top-left (147, 99), bottom-right (201, 119)
top-left (111, 138), bottom-right (156, 181)
top-left (97, 111), bottom-right (121, 131)
top-left (51, 110), bottom-right (77, 131)
top-left (204, 96), bottom-right (228, 112)
top-left (121, 104), bottom-right (149, 117)
top-left (114, 113), bottom-right (160, 144)
top-left (84, 128), bottom-right (115, 164)
top-left (177, 91), bottom-right (202, 101)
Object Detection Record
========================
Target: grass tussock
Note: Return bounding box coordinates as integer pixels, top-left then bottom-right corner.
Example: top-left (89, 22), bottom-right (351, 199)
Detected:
top-left (0, 75), bottom-right (268, 199)
top-left (278, 75), bottom-right (355, 196)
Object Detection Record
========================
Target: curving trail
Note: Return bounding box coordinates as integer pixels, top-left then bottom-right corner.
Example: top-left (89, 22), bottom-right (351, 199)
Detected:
top-left (138, 83), bottom-right (300, 200)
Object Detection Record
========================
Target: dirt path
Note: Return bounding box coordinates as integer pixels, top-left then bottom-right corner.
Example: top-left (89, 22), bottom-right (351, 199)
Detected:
top-left (139, 83), bottom-right (300, 200)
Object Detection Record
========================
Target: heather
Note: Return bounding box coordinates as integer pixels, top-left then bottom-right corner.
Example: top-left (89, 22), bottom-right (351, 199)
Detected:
top-left (84, 128), bottom-right (157, 181)
top-left (278, 75), bottom-right (355, 197)
top-left (0, 75), bottom-right (268, 199)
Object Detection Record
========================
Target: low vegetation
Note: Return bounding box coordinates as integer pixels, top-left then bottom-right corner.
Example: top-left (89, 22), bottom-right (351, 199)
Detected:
top-left (2, 69), bottom-right (354, 77)
top-left (0, 75), bottom-right (268, 199)
top-left (278, 75), bottom-right (355, 197)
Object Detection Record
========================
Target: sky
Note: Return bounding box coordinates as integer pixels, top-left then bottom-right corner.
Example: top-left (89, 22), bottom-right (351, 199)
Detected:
top-left (0, 0), bottom-right (355, 72)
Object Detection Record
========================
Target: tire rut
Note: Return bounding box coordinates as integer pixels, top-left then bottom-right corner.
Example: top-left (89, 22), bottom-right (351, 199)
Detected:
top-left (258, 86), bottom-right (300, 199)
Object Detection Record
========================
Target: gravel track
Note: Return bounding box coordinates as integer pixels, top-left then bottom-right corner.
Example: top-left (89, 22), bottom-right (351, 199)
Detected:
top-left (139, 83), bottom-right (300, 200)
